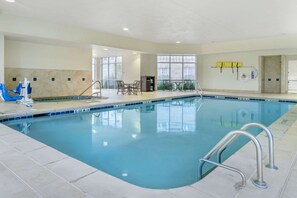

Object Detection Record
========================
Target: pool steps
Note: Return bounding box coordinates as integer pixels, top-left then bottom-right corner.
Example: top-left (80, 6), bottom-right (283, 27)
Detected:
top-left (199, 122), bottom-right (277, 189)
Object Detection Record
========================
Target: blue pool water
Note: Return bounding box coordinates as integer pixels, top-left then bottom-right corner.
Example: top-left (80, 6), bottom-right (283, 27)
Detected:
top-left (4, 97), bottom-right (295, 189)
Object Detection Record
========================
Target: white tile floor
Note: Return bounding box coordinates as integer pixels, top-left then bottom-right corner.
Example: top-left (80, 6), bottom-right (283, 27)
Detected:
top-left (0, 90), bottom-right (297, 197)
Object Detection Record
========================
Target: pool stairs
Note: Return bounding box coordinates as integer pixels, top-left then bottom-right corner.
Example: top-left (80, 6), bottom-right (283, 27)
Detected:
top-left (199, 122), bottom-right (277, 190)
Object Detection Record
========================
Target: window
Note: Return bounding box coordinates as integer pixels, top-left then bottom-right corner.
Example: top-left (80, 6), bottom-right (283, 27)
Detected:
top-left (157, 55), bottom-right (196, 81)
top-left (101, 56), bottom-right (122, 89)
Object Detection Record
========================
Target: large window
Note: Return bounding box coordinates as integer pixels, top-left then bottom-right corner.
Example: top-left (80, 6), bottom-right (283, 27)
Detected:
top-left (157, 55), bottom-right (196, 81)
top-left (101, 56), bottom-right (122, 89)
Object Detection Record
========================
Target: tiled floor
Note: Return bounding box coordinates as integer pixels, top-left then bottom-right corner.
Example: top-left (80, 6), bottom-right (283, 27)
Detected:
top-left (0, 90), bottom-right (297, 197)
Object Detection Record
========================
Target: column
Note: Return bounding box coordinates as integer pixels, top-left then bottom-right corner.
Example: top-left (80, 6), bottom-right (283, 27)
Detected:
top-left (0, 34), bottom-right (4, 83)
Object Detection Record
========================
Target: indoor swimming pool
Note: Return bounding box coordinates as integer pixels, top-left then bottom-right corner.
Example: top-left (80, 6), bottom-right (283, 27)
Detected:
top-left (3, 97), bottom-right (295, 189)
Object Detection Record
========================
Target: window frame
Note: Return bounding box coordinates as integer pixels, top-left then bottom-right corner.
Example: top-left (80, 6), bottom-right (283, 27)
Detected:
top-left (157, 55), bottom-right (196, 81)
top-left (101, 56), bottom-right (122, 89)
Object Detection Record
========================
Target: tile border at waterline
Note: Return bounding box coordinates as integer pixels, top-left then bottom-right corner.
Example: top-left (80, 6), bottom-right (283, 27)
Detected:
top-left (1, 94), bottom-right (297, 124)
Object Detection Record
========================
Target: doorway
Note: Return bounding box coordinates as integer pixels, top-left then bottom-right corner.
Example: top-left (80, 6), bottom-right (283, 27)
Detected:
top-left (261, 56), bottom-right (281, 93)
top-left (288, 60), bottom-right (297, 93)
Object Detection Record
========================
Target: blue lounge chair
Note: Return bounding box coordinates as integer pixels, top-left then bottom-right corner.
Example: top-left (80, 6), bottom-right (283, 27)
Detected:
top-left (0, 83), bottom-right (23, 101)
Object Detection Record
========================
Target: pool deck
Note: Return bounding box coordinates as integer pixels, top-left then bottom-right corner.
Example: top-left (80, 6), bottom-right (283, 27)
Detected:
top-left (1, 90), bottom-right (297, 198)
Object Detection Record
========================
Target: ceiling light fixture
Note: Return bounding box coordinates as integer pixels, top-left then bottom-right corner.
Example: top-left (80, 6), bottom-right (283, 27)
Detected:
top-left (176, 41), bottom-right (181, 44)
top-left (103, 48), bottom-right (108, 51)
top-left (123, 27), bottom-right (129, 31)
top-left (6, 0), bottom-right (15, 2)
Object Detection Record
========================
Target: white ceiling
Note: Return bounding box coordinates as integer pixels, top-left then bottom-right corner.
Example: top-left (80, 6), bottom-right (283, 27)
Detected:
top-left (92, 45), bottom-right (140, 57)
top-left (1, 0), bottom-right (297, 44)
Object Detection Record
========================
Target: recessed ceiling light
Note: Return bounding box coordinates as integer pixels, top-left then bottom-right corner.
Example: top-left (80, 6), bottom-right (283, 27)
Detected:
top-left (123, 27), bottom-right (129, 31)
top-left (6, 0), bottom-right (15, 2)
top-left (103, 48), bottom-right (108, 51)
top-left (132, 52), bottom-right (137, 55)
top-left (176, 41), bottom-right (181, 44)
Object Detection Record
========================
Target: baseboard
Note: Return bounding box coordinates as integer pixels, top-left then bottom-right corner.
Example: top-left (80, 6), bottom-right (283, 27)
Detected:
top-left (203, 88), bottom-right (259, 94)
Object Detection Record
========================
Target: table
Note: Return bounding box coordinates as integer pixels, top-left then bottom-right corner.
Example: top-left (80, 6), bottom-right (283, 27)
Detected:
top-left (124, 83), bottom-right (135, 95)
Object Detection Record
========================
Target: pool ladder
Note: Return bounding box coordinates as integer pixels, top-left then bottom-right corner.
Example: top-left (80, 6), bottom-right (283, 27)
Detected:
top-left (195, 81), bottom-right (203, 98)
top-left (198, 122), bottom-right (278, 189)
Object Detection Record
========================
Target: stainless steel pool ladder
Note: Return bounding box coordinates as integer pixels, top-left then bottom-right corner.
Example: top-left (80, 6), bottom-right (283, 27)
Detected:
top-left (199, 123), bottom-right (277, 189)
top-left (79, 81), bottom-right (102, 97)
top-left (217, 123), bottom-right (278, 170)
top-left (195, 81), bottom-right (203, 98)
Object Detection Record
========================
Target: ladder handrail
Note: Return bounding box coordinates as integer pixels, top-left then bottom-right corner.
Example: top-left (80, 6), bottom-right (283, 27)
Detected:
top-left (79, 81), bottom-right (102, 97)
top-left (195, 81), bottom-right (203, 98)
top-left (217, 122), bottom-right (277, 170)
top-left (200, 159), bottom-right (246, 189)
top-left (199, 130), bottom-right (268, 189)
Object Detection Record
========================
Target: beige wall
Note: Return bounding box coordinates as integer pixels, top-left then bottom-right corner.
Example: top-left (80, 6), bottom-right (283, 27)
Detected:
top-left (140, 54), bottom-right (157, 77)
top-left (0, 34), bottom-right (4, 83)
top-left (198, 49), bottom-right (297, 92)
top-left (4, 39), bottom-right (92, 97)
top-left (122, 54), bottom-right (141, 82)
top-left (5, 39), bottom-right (92, 70)
top-left (140, 54), bottom-right (157, 89)
top-left (198, 52), bottom-right (259, 92)
top-left (5, 68), bottom-right (91, 98)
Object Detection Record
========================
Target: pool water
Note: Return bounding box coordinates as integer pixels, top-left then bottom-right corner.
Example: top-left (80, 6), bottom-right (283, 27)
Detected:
top-left (4, 97), bottom-right (294, 189)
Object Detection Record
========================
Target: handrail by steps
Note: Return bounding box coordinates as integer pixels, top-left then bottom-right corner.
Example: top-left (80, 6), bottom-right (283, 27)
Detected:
top-left (195, 81), bottom-right (203, 98)
top-left (217, 122), bottom-right (277, 170)
top-left (199, 130), bottom-right (268, 189)
top-left (79, 81), bottom-right (102, 97)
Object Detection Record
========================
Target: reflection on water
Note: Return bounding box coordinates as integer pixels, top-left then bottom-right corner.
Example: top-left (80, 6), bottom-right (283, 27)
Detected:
top-left (5, 97), bottom-right (294, 189)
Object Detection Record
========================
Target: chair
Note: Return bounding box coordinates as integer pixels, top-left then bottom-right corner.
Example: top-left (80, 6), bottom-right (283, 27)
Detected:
top-left (116, 80), bottom-right (128, 94)
top-left (132, 80), bottom-right (142, 95)
top-left (0, 83), bottom-right (23, 101)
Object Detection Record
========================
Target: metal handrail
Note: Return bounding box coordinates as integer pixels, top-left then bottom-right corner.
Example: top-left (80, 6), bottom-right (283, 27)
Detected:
top-left (79, 81), bottom-right (102, 97)
top-left (200, 159), bottom-right (246, 189)
top-left (199, 130), bottom-right (268, 189)
top-left (195, 81), bottom-right (203, 98)
top-left (217, 122), bottom-right (277, 170)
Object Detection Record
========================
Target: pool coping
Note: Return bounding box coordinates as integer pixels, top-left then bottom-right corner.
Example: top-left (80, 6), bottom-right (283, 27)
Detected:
top-left (1, 93), bottom-right (297, 197)
top-left (1, 93), bottom-right (297, 123)
top-left (0, 94), bottom-right (198, 122)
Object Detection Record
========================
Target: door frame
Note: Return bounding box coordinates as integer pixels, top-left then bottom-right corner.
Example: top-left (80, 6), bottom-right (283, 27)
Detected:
top-left (284, 55), bottom-right (297, 93)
